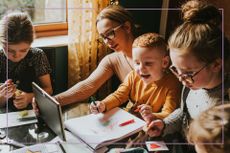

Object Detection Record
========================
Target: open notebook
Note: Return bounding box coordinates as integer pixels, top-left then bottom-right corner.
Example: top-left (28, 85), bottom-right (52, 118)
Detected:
top-left (32, 82), bottom-right (145, 150)
top-left (64, 107), bottom-right (146, 150)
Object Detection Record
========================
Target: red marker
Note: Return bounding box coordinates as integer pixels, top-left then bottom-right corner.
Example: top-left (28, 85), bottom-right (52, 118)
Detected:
top-left (119, 119), bottom-right (135, 127)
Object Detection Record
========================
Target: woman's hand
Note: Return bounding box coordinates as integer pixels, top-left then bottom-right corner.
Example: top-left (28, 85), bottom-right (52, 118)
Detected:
top-left (13, 92), bottom-right (33, 109)
top-left (89, 101), bottom-right (105, 114)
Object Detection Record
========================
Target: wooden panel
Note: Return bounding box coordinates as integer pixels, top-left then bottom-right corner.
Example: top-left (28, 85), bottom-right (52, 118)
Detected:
top-left (208, 0), bottom-right (230, 40)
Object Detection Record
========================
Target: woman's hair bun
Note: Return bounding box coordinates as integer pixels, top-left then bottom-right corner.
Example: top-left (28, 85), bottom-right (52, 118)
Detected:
top-left (181, 0), bottom-right (221, 26)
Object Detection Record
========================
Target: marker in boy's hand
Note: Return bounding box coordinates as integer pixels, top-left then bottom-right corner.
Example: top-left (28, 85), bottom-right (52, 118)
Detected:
top-left (89, 97), bottom-right (105, 114)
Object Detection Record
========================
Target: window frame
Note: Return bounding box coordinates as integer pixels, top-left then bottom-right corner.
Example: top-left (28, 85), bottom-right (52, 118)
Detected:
top-left (34, 23), bottom-right (68, 38)
top-left (34, 0), bottom-right (68, 38)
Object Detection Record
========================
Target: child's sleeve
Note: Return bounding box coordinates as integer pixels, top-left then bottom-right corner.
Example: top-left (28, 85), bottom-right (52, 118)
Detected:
top-left (152, 76), bottom-right (182, 119)
top-left (33, 48), bottom-right (52, 77)
top-left (102, 71), bottom-right (135, 111)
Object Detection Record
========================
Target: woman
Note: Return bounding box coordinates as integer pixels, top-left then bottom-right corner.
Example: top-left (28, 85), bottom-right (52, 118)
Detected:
top-left (54, 5), bottom-right (139, 106)
top-left (0, 12), bottom-right (52, 111)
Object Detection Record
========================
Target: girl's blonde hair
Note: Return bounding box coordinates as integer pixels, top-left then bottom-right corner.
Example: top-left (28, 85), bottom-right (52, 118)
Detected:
top-left (187, 104), bottom-right (230, 153)
top-left (168, 0), bottom-right (229, 70)
top-left (0, 12), bottom-right (34, 45)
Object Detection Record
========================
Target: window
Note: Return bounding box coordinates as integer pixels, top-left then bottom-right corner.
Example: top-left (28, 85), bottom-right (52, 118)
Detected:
top-left (0, 0), bottom-right (67, 37)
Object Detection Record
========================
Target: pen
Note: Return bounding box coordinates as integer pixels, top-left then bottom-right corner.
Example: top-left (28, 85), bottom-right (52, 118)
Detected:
top-left (90, 96), bottom-right (99, 112)
top-left (57, 141), bottom-right (66, 153)
top-left (119, 119), bottom-right (135, 127)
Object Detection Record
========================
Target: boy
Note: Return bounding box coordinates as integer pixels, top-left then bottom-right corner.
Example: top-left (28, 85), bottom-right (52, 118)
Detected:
top-left (0, 12), bottom-right (52, 111)
top-left (90, 33), bottom-right (181, 120)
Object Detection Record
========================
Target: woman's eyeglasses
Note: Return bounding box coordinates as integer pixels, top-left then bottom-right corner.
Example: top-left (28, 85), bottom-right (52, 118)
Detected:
top-left (98, 24), bottom-right (123, 43)
top-left (169, 64), bottom-right (208, 84)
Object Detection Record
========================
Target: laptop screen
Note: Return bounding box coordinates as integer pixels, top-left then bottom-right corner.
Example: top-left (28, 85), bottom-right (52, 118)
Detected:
top-left (32, 82), bottom-right (66, 141)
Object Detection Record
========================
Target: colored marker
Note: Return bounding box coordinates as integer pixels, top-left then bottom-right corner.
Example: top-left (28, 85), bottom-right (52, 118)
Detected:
top-left (119, 119), bottom-right (135, 127)
top-left (90, 96), bottom-right (99, 112)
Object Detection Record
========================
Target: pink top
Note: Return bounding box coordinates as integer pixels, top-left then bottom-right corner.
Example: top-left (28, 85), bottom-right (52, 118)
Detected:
top-left (55, 52), bottom-right (133, 105)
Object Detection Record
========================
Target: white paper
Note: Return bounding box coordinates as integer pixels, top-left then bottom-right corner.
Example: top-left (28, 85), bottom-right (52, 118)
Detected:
top-left (0, 145), bottom-right (10, 153)
top-left (0, 110), bottom-right (37, 128)
top-left (8, 141), bottom-right (108, 153)
top-left (9, 143), bottom-right (62, 153)
top-left (145, 141), bottom-right (169, 151)
top-left (64, 107), bottom-right (146, 149)
top-left (9, 144), bottom-right (48, 153)
top-left (49, 131), bottom-right (94, 153)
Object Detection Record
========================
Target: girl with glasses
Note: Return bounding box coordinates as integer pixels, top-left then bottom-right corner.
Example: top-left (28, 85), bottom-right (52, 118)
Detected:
top-left (53, 5), bottom-right (141, 107)
top-left (0, 12), bottom-right (52, 111)
top-left (143, 0), bottom-right (229, 152)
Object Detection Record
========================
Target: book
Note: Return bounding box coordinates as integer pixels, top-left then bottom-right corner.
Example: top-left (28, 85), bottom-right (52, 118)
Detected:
top-left (64, 107), bottom-right (146, 150)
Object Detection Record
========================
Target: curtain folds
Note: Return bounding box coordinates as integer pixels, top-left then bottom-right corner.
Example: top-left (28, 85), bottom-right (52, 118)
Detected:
top-left (68, 0), bottom-right (110, 87)
top-left (66, 0), bottom-right (110, 118)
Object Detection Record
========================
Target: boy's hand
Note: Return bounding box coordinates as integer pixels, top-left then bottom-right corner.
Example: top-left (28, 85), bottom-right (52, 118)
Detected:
top-left (0, 80), bottom-right (16, 99)
top-left (137, 104), bottom-right (155, 122)
top-left (32, 97), bottom-right (40, 116)
top-left (90, 101), bottom-right (105, 114)
top-left (146, 119), bottom-right (164, 137)
top-left (13, 92), bottom-right (33, 109)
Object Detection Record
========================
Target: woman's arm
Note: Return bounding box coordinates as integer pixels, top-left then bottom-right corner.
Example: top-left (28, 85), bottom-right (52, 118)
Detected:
top-left (55, 55), bottom-right (115, 106)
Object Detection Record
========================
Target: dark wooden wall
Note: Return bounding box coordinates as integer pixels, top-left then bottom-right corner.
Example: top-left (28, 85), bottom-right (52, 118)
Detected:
top-left (166, 0), bottom-right (230, 40)
top-left (119, 0), bottom-right (163, 34)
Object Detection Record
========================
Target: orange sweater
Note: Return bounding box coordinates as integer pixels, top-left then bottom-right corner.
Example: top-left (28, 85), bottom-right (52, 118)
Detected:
top-left (102, 71), bottom-right (182, 119)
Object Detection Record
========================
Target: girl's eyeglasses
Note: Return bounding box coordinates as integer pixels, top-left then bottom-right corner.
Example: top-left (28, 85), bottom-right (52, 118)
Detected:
top-left (169, 64), bottom-right (208, 84)
top-left (98, 24), bottom-right (123, 43)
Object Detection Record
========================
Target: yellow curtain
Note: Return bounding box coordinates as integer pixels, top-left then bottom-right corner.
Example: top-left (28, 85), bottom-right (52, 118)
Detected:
top-left (68, 0), bottom-right (110, 87)
top-left (67, 0), bottom-right (110, 118)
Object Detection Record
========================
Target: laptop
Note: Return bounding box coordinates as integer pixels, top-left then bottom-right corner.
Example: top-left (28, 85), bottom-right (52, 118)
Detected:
top-left (32, 82), bottom-right (66, 141)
